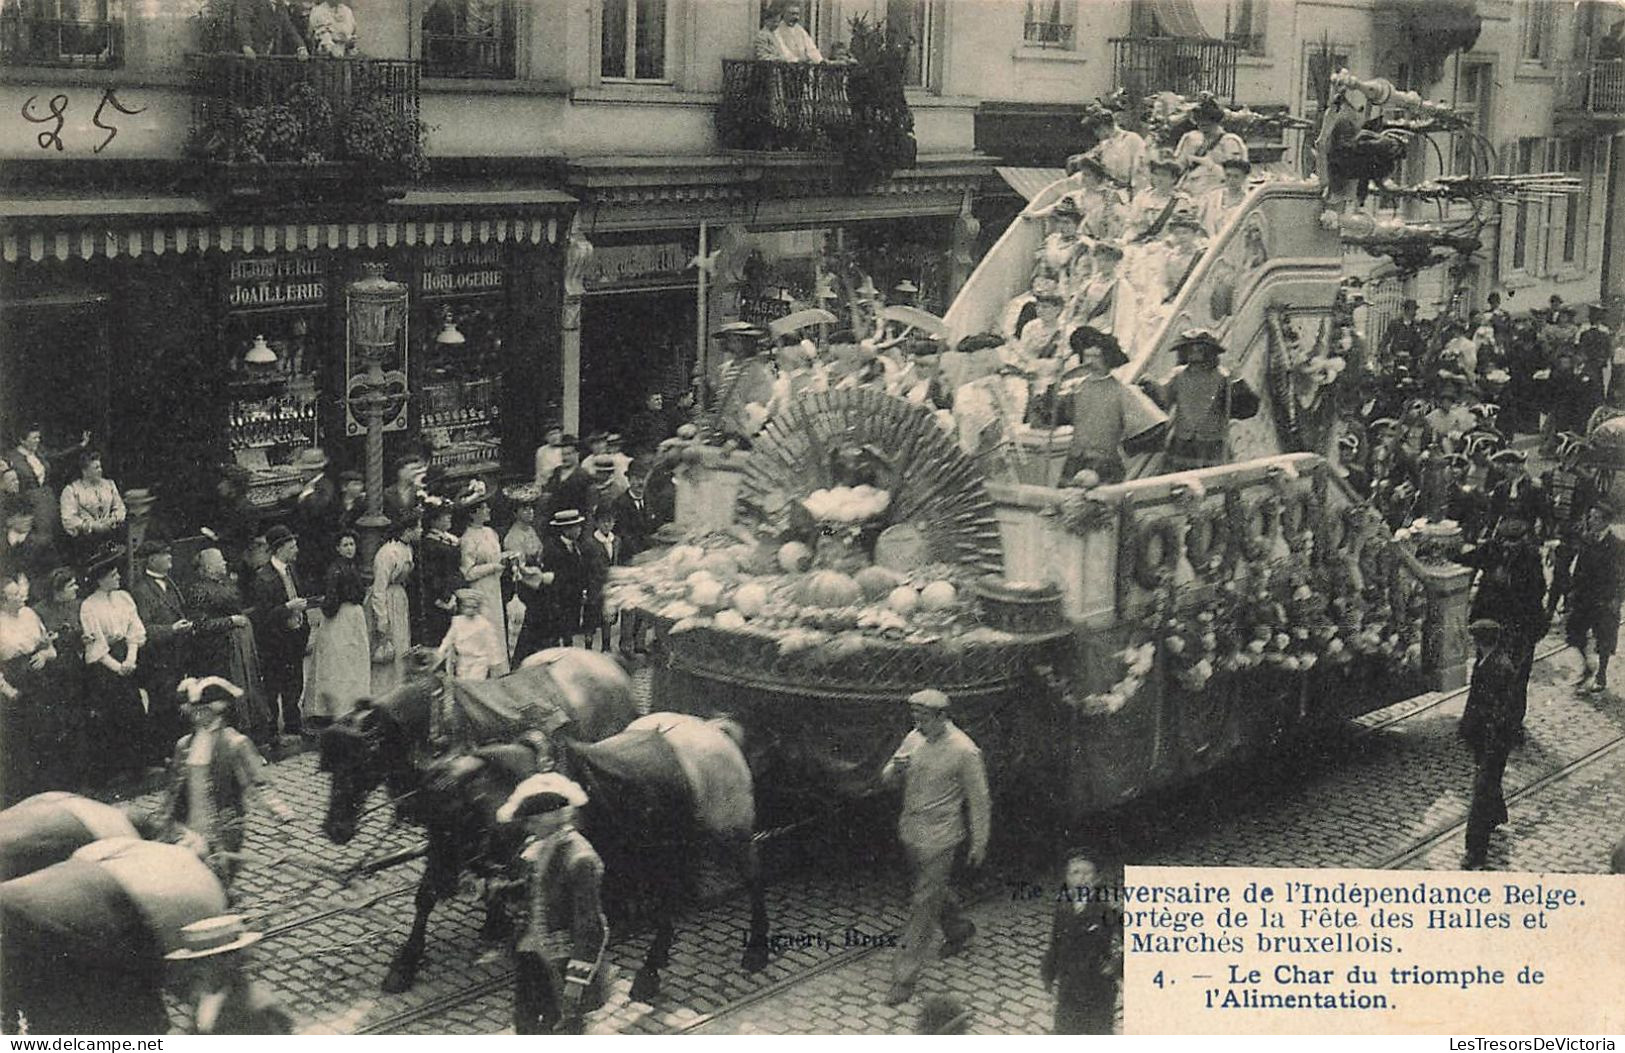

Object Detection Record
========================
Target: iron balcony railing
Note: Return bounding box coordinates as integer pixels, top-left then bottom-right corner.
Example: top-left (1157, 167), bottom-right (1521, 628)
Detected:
top-left (1110, 35), bottom-right (1238, 100)
top-left (0, 16), bottom-right (122, 68)
top-left (1023, 21), bottom-right (1076, 48)
top-left (1555, 59), bottom-right (1625, 118)
top-left (187, 55), bottom-right (424, 188)
top-left (716, 59), bottom-right (854, 152)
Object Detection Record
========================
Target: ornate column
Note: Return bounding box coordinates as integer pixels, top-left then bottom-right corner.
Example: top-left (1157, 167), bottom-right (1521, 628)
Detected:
top-left (561, 218), bottom-right (594, 436)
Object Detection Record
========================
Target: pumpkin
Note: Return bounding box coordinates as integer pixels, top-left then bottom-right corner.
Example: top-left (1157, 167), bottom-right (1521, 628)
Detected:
top-left (714, 609), bottom-right (748, 631)
top-left (801, 570), bottom-right (863, 609)
top-left (854, 565), bottom-right (905, 602)
top-left (886, 585), bottom-right (920, 616)
top-left (732, 582), bottom-right (770, 618)
top-left (685, 570), bottom-right (717, 588)
top-left (919, 581), bottom-right (958, 611)
top-left (668, 545), bottom-right (705, 572)
top-left (701, 551), bottom-right (740, 576)
top-left (689, 577), bottom-right (726, 609)
top-left (777, 541), bottom-right (813, 573)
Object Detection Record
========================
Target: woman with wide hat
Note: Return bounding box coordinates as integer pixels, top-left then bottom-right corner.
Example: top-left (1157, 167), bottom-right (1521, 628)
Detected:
top-left (77, 544), bottom-right (149, 784)
top-left (457, 480), bottom-right (513, 674)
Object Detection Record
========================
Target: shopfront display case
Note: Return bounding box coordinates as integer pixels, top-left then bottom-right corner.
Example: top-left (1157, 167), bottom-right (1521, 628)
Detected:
top-left (417, 295), bottom-right (504, 483)
top-left (224, 307), bottom-right (325, 510)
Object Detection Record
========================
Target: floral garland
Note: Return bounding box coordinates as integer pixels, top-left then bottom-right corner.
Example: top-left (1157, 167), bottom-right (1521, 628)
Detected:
top-left (1049, 486), bottom-right (1121, 536)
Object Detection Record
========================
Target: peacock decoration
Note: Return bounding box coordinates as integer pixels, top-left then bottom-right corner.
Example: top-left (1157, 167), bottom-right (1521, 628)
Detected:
top-left (736, 387), bottom-right (1003, 576)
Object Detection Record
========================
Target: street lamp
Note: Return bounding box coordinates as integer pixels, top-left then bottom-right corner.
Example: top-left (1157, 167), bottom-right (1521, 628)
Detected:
top-left (346, 262), bottom-right (409, 561)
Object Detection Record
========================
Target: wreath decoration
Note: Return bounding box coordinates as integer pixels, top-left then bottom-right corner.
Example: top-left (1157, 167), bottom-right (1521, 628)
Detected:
top-left (1130, 516), bottom-right (1184, 592)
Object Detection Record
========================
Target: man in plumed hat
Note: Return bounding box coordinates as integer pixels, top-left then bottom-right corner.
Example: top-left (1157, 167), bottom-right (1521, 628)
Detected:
top-left (1142, 329), bottom-right (1259, 470)
top-left (248, 524), bottom-right (312, 743)
top-left (1486, 448), bottom-right (1545, 537)
top-left (496, 772), bottom-right (607, 1034)
top-left (1543, 433), bottom-right (1599, 619)
top-left (1459, 618), bottom-right (1518, 868)
top-left (1051, 327), bottom-right (1168, 483)
top-left (129, 537), bottom-right (196, 759)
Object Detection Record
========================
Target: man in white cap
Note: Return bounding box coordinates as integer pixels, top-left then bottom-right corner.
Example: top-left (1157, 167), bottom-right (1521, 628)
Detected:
top-left (496, 772), bottom-right (608, 1034)
top-left (880, 687), bottom-right (991, 1005)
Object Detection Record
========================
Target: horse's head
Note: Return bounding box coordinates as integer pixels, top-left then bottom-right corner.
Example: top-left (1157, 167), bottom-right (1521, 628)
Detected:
top-left (318, 704), bottom-right (394, 844)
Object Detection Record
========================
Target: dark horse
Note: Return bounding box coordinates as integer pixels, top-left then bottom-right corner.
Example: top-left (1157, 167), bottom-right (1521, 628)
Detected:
top-left (319, 648), bottom-right (770, 998)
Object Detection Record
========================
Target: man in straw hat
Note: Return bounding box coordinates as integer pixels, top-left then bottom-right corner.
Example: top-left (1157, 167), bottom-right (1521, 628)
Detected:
top-left (1459, 618), bottom-right (1518, 869)
top-left (1141, 328), bottom-right (1260, 470)
top-left (495, 772), bottom-right (608, 1034)
top-left (880, 688), bottom-right (991, 1006)
top-left (165, 915), bottom-right (292, 1033)
top-left (1051, 326), bottom-right (1168, 484)
top-left (160, 677), bottom-right (293, 891)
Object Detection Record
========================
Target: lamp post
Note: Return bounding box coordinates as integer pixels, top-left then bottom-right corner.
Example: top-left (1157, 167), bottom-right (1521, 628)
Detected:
top-left (346, 262), bottom-right (409, 562)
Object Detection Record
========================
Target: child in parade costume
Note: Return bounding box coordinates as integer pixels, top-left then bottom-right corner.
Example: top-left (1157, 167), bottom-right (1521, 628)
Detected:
top-left (1069, 241), bottom-right (1141, 353)
top-left (438, 588), bottom-right (507, 681)
top-left (1049, 327), bottom-right (1169, 484)
top-left (496, 773), bottom-right (609, 1035)
top-left (1041, 852), bottom-right (1122, 1034)
top-left (160, 677), bottom-right (293, 893)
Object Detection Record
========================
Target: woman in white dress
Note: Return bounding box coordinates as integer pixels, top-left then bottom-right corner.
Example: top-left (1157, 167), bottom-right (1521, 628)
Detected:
top-left (438, 589), bottom-right (506, 681)
top-left (304, 531), bottom-right (370, 724)
top-left (458, 484), bottom-right (511, 676)
top-left (369, 514), bottom-right (419, 694)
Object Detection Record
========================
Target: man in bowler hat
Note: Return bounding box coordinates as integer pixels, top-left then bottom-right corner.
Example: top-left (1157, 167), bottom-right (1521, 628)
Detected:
top-left (1460, 619), bottom-right (1518, 868)
top-left (129, 537), bottom-right (196, 761)
top-left (248, 525), bottom-right (312, 742)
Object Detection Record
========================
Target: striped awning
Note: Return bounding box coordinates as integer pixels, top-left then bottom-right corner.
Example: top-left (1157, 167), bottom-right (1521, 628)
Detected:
top-left (0, 186), bottom-right (576, 264)
top-left (994, 166), bottom-right (1067, 202)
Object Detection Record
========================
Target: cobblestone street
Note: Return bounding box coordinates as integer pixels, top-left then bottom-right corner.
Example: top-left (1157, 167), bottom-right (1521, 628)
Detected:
top-left (128, 634), bottom-right (1624, 1035)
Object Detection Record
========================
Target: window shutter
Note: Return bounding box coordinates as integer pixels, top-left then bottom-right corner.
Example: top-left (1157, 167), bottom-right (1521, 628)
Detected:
top-left (1497, 139), bottom-right (1519, 281)
top-left (1587, 138), bottom-right (1607, 271)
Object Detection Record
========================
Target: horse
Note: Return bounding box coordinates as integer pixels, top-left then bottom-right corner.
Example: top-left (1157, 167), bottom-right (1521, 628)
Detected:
top-left (318, 647), bottom-right (639, 991)
top-left (415, 711), bottom-right (770, 1002)
top-left (0, 836), bottom-right (227, 1034)
top-left (0, 791), bottom-right (140, 881)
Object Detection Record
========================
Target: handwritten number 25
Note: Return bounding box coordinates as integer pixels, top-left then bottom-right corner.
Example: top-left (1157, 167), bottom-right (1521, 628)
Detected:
top-left (20, 93), bottom-right (68, 151)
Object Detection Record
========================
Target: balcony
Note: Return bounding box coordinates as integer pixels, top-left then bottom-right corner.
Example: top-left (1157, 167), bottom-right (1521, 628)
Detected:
top-left (1110, 36), bottom-right (1238, 100)
top-left (186, 55), bottom-right (426, 201)
top-left (1554, 59), bottom-right (1625, 126)
top-left (717, 59), bottom-right (855, 153)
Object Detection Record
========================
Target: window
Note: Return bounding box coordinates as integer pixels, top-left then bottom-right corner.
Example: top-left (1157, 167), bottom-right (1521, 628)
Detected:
top-left (1225, 0), bottom-right (1266, 56)
top-left (0, 0), bottom-right (121, 68)
top-left (1521, 0), bottom-right (1552, 63)
top-left (1451, 61), bottom-right (1492, 176)
top-left (1023, 0), bottom-right (1074, 49)
top-left (602, 0), bottom-right (667, 80)
top-left (1555, 139), bottom-right (1588, 268)
top-left (887, 0), bottom-right (934, 88)
top-left (421, 0), bottom-right (516, 79)
top-left (1508, 137), bottom-right (1542, 273)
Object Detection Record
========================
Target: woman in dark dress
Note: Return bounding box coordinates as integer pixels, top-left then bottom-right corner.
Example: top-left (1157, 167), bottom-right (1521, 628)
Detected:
top-left (1041, 853), bottom-right (1122, 1035)
top-left (187, 545), bottom-right (272, 747)
top-left (77, 547), bottom-right (148, 785)
top-left (26, 567), bottom-right (88, 793)
top-left (1, 571), bottom-right (61, 804)
top-left (417, 498), bottom-right (462, 647)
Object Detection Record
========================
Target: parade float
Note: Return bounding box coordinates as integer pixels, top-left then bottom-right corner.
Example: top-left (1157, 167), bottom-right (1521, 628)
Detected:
top-left (609, 72), bottom-right (1589, 824)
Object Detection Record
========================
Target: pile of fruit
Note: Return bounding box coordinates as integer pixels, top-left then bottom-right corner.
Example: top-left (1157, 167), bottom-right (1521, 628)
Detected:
top-left (606, 530), bottom-right (995, 667)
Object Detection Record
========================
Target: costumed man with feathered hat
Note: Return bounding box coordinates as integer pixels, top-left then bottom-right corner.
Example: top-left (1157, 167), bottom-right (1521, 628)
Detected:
top-left (1543, 433), bottom-right (1599, 621)
top-left (1049, 327), bottom-right (1168, 484)
top-left (1141, 329), bottom-right (1260, 470)
top-left (158, 677), bottom-right (294, 893)
top-left (496, 773), bottom-right (608, 1035)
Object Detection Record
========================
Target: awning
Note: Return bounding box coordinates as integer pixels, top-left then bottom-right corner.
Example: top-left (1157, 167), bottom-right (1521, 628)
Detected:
top-left (995, 166), bottom-right (1067, 202)
top-left (1148, 0), bottom-right (1220, 38)
top-left (1, 184), bottom-right (577, 264)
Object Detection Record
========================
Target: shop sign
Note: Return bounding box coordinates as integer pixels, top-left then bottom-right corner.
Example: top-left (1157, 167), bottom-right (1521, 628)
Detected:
top-left (225, 255), bottom-right (328, 309)
top-left (583, 242), bottom-right (694, 291)
top-left (419, 243), bottom-right (505, 295)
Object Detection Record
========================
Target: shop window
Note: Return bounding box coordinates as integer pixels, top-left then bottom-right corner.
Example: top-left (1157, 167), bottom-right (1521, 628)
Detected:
top-left (601, 0), bottom-right (667, 81)
top-left (0, 0), bottom-right (121, 68)
top-left (421, 0), bottom-right (517, 79)
top-left (1023, 0), bottom-right (1074, 49)
top-left (886, 0), bottom-right (934, 88)
top-left (1225, 0), bottom-right (1265, 56)
top-left (416, 244), bottom-right (507, 480)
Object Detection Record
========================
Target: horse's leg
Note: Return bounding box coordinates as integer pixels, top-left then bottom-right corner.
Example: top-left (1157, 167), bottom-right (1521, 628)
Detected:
top-left (629, 902), bottom-right (675, 1004)
top-left (384, 872), bottom-right (439, 992)
top-left (733, 839), bottom-right (770, 973)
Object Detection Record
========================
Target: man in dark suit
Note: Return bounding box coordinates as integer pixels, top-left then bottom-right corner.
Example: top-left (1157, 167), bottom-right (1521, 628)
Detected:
top-left (249, 525), bottom-right (311, 741)
top-left (610, 463), bottom-right (657, 657)
top-left (129, 538), bottom-right (196, 764)
top-left (1459, 619), bottom-right (1519, 868)
top-left (335, 470), bottom-right (367, 534)
top-left (538, 510), bottom-right (589, 650)
top-left (1456, 516), bottom-right (1546, 734)
top-left (288, 448), bottom-right (335, 586)
top-left (229, 0), bottom-right (308, 57)
top-left (544, 441), bottom-right (594, 521)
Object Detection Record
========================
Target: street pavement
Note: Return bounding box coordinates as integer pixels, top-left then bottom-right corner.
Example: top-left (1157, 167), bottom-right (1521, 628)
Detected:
top-left (122, 634), bottom-right (1624, 1034)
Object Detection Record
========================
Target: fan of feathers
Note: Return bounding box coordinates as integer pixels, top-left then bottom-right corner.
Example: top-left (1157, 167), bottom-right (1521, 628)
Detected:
top-left (735, 387), bottom-right (1004, 575)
